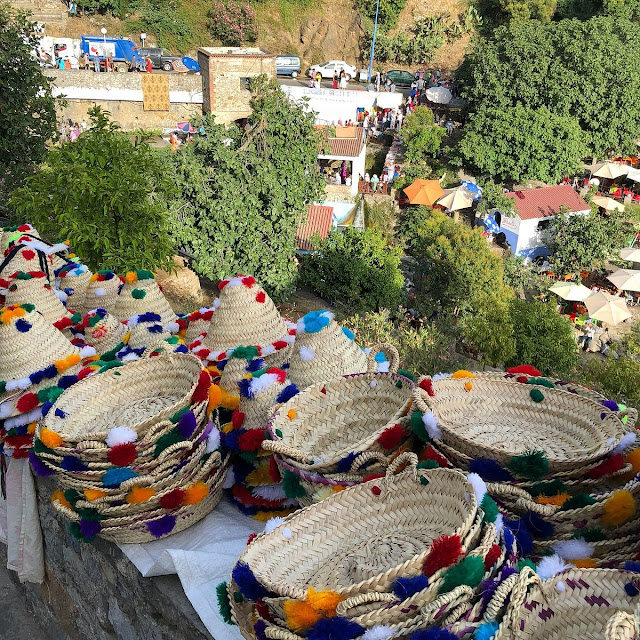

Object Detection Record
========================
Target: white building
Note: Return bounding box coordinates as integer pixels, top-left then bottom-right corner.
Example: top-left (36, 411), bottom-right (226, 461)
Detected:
top-left (317, 126), bottom-right (366, 197)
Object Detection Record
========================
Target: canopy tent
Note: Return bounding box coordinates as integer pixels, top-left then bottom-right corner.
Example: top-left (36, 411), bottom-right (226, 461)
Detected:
top-left (461, 180), bottom-right (483, 201)
top-left (375, 93), bottom-right (401, 109)
top-left (625, 168), bottom-right (640, 183)
top-left (436, 187), bottom-right (475, 212)
top-left (585, 291), bottom-right (632, 325)
top-left (593, 162), bottom-right (629, 180)
top-left (403, 179), bottom-right (445, 206)
top-left (606, 269), bottom-right (640, 292)
top-left (425, 87), bottom-right (452, 104)
top-left (620, 247), bottom-right (640, 262)
top-left (549, 281), bottom-right (593, 302)
top-left (483, 215), bottom-right (500, 234)
top-left (591, 196), bottom-right (625, 213)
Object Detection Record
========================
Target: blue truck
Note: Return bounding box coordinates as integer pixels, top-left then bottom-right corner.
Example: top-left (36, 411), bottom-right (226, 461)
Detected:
top-left (80, 35), bottom-right (144, 71)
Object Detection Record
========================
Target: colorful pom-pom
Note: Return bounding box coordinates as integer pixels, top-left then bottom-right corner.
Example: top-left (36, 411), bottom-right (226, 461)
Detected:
top-left (61, 455), bottom-right (89, 472)
top-left (160, 488), bottom-right (186, 510)
top-left (423, 534), bottom-right (463, 576)
top-left (107, 442), bottom-right (137, 467)
top-left (601, 490), bottom-right (635, 527)
top-left (232, 562), bottom-right (269, 601)
top-left (192, 370), bottom-right (211, 403)
top-left (284, 599), bottom-right (321, 632)
top-left (507, 450), bottom-right (549, 480)
top-left (183, 481), bottom-right (209, 505)
top-left (103, 467), bottom-right (138, 488)
top-left (146, 514), bottom-right (176, 538)
top-left (40, 428), bottom-right (63, 450)
top-left (216, 582), bottom-right (233, 624)
top-left (307, 617), bottom-right (364, 640)
top-left (439, 555), bottom-right (485, 594)
top-left (131, 288), bottom-right (146, 299)
top-left (378, 423), bottom-right (406, 449)
top-left (127, 486), bottom-right (156, 504)
top-left (392, 574), bottom-right (429, 599)
top-left (529, 388), bottom-right (544, 403)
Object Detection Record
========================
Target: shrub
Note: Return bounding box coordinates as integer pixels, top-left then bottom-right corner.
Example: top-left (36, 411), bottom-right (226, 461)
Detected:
top-left (299, 227), bottom-right (404, 313)
top-left (583, 356), bottom-right (640, 408)
top-left (364, 200), bottom-right (396, 244)
top-left (208, 0), bottom-right (257, 46)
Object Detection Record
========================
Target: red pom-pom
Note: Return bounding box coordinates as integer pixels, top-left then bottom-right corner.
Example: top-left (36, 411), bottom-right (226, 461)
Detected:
top-left (362, 473), bottom-right (384, 482)
top-left (177, 318), bottom-right (188, 331)
top-left (419, 445), bottom-right (449, 468)
top-left (484, 544), bottom-right (502, 569)
top-left (238, 429), bottom-right (267, 452)
top-left (516, 376), bottom-right (528, 384)
top-left (507, 365), bottom-right (542, 376)
top-left (268, 456), bottom-right (281, 483)
top-left (78, 367), bottom-right (94, 380)
top-left (423, 534), bottom-right (463, 576)
top-left (22, 250), bottom-right (35, 261)
top-left (264, 367), bottom-right (287, 384)
top-left (160, 488), bottom-right (186, 509)
top-left (192, 370), bottom-right (211, 403)
top-left (288, 328), bottom-right (296, 336)
top-left (12, 447), bottom-right (29, 459)
top-left (378, 423), bottom-right (406, 449)
top-left (247, 533), bottom-right (257, 545)
top-left (242, 276), bottom-right (256, 287)
top-left (255, 599), bottom-right (273, 622)
top-left (419, 378), bottom-right (435, 396)
top-left (16, 393), bottom-right (39, 413)
top-left (5, 434), bottom-right (34, 449)
top-left (232, 410), bottom-right (246, 429)
top-left (371, 486), bottom-right (382, 496)
top-left (587, 453), bottom-right (624, 479)
top-left (17, 224), bottom-right (31, 232)
top-left (54, 317), bottom-right (73, 330)
top-left (273, 341), bottom-right (287, 350)
top-left (107, 443), bottom-right (137, 467)
top-left (118, 275), bottom-right (125, 283)
top-left (195, 348), bottom-right (210, 361)
top-left (218, 279), bottom-right (229, 291)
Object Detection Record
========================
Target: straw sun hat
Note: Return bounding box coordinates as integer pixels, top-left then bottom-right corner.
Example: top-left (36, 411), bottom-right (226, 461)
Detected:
top-left (1, 224), bottom-right (40, 250)
top-left (56, 263), bottom-right (93, 312)
top-left (78, 308), bottom-right (130, 356)
top-left (81, 271), bottom-right (122, 315)
top-left (114, 270), bottom-right (176, 327)
top-left (0, 244), bottom-right (56, 285)
top-left (4, 271), bottom-right (71, 327)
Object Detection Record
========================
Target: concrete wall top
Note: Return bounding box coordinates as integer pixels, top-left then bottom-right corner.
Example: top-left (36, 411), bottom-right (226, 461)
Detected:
top-left (45, 69), bottom-right (203, 92)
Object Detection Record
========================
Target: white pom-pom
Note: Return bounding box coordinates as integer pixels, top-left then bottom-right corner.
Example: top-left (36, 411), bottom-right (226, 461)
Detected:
top-left (261, 344), bottom-right (275, 356)
top-left (362, 626), bottom-right (395, 640)
top-left (106, 426), bottom-right (137, 448)
top-left (54, 289), bottom-right (68, 303)
top-left (467, 472), bottom-right (487, 505)
top-left (536, 554), bottom-right (573, 580)
top-left (252, 484), bottom-right (286, 501)
top-left (212, 298), bottom-right (220, 310)
top-left (206, 427), bottom-right (221, 453)
top-left (432, 373), bottom-right (450, 381)
top-left (165, 322), bottom-right (179, 334)
top-left (0, 401), bottom-right (15, 419)
top-left (370, 380), bottom-right (377, 388)
top-left (377, 361), bottom-right (390, 373)
top-left (95, 287), bottom-right (106, 297)
top-left (299, 346), bottom-right (314, 361)
top-left (248, 373), bottom-right (280, 397)
top-left (44, 243), bottom-right (69, 255)
top-left (422, 411), bottom-right (442, 441)
top-left (612, 432), bottom-right (637, 456)
top-left (6, 378), bottom-right (32, 392)
top-left (79, 345), bottom-right (96, 358)
top-left (552, 539), bottom-right (594, 560)
top-left (555, 581), bottom-right (566, 592)
top-left (264, 516), bottom-right (286, 533)
top-left (5, 406), bottom-right (42, 428)
top-left (495, 513), bottom-right (504, 534)
top-left (222, 467), bottom-right (235, 489)
top-left (120, 352), bottom-right (139, 362)
top-left (282, 527), bottom-right (292, 539)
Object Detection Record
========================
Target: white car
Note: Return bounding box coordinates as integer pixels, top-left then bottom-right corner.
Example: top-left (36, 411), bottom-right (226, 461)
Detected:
top-left (308, 60), bottom-right (357, 81)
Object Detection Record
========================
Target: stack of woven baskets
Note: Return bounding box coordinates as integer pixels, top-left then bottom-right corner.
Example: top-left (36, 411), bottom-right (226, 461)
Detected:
top-left (411, 370), bottom-right (640, 569)
top-left (29, 352), bottom-right (228, 543)
top-left (223, 453), bottom-right (522, 640)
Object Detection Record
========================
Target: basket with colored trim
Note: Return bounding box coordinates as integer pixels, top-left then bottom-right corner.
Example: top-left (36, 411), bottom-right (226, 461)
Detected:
top-left (81, 271), bottom-right (122, 314)
top-left (261, 345), bottom-right (413, 474)
top-left (1, 224), bottom-right (40, 250)
top-left (114, 270), bottom-right (176, 326)
top-left (412, 373), bottom-right (635, 477)
top-left (78, 308), bottom-right (130, 355)
top-left (286, 310), bottom-right (368, 391)
top-left (492, 566), bottom-right (640, 640)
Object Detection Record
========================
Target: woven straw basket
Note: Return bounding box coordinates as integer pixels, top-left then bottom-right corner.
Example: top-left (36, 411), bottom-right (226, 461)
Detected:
top-left (59, 266), bottom-right (93, 312)
top-left (81, 311), bottom-right (129, 354)
top-left (5, 275), bottom-right (69, 325)
top-left (114, 275), bottom-right (176, 325)
top-left (262, 345), bottom-right (413, 471)
top-left (413, 375), bottom-right (634, 473)
top-left (0, 245), bottom-right (55, 284)
top-left (493, 567), bottom-right (640, 640)
top-left (286, 314), bottom-right (368, 391)
top-left (234, 455), bottom-right (477, 600)
top-left (81, 273), bottom-right (121, 315)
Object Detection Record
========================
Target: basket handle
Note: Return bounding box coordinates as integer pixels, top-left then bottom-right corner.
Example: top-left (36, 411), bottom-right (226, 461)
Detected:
top-left (384, 451), bottom-right (418, 485)
top-left (335, 590), bottom-right (397, 616)
top-left (605, 611), bottom-right (639, 640)
top-left (349, 450), bottom-right (389, 473)
top-left (618, 407), bottom-right (638, 431)
top-left (481, 571), bottom-right (522, 622)
top-left (413, 379), bottom-right (434, 414)
top-left (486, 483), bottom-right (559, 516)
top-left (260, 439), bottom-right (314, 464)
top-left (265, 627), bottom-right (303, 640)
top-left (366, 342), bottom-right (400, 374)
top-left (421, 585), bottom-right (474, 623)
top-left (502, 567), bottom-right (543, 631)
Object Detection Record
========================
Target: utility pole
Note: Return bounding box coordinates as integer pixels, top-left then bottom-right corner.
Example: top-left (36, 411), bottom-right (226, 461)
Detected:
top-left (367, 0), bottom-right (380, 84)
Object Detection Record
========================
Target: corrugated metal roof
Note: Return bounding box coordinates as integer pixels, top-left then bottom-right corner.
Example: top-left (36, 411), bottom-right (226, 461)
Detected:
top-left (505, 185), bottom-right (590, 220)
top-left (317, 127), bottom-right (365, 158)
top-left (297, 206), bottom-right (333, 251)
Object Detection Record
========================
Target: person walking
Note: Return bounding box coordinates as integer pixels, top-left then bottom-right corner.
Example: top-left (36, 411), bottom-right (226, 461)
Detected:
top-left (94, 56), bottom-right (100, 72)
top-left (314, 69), bottom-right (322, 88)
top-left (375, 71), bottom-right (381, 92)
top-left (332, 70), bottom-right (338, 90)
top-left (371, 173), bottom-right (380, 193)
top-left (339, 68), bottom-right (347, 90)
top-left (81, 118), bottom-right (87, 132)
top-left (146, 56), bottom-right (153, 73)
top-left (578, 322), bottom-right (596, 351)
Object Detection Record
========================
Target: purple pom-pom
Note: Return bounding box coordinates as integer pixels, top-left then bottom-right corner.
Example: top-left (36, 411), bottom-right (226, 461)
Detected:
top-left (15, 319), bottom-right (32, 332)
top-left (79, 519), bottom-right (101, 541)
top-left (275, 384), bottom-right (299, 405)
top-left (146, 514), bottom-right (176, 538)
top-left (29, 451), bottom-right (55, 477)
top-left (392, 574), bottom-right (430, 599)
top-left (480, 577), bottom-right (500, 608)
top-left (469, 459), bottom-right (514, 482)
top-left (61, 456), bottom-right (89, 472)
top-left (625, 561), bottom-right (640, 573)
top-left (601, 399), bottom-right (619, 412)
top-left (177, 411), bottom-right (197, 438)
top-left (307, 617), bottom-right (365, 640)
top-left (625, 582), bottom-right (639, 597)
top-left (410, 629), bottom-right (459, 640)
top-left (521, 511), bottom-right (555, 538)
top-left (254, 620), bottom-right (267, 640)
top-left (231, 562), bottom-right (268, 601)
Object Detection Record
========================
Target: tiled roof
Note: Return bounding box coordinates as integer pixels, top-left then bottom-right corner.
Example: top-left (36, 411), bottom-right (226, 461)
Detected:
top-left (297, 206), bottom-right (333, 251)
top-left (505, 185), bottom-right (590, 221)
top-left (317, 127), bottom-right (365, 158)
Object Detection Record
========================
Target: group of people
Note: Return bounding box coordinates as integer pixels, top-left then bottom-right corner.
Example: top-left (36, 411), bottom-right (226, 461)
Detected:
top-left (309, 68), bottom-right (349, 90)
top-left (362, 171), bottom-right (389, 193)
top-left (42, 51), bottom-right (153, 73)
top-left (59, 118), bottom-right (87, 143)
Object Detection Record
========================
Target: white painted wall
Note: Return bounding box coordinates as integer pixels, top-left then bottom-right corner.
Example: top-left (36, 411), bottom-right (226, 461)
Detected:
top-left (51, 86), bottom-right (203, 104)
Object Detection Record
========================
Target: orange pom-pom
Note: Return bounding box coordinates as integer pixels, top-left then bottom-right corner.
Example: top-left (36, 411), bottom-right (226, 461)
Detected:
top-left (464, 381), bottom-right (473, 392)
top-left (305, 588), bottom-right (344, 616)
top-left (452, 370), bottom-right (476, 379)
top-left (207, 384), bottom-right (222, 412)
top-left (573, 558), bottom-right (597, 569)
top-left (287, 409), bottom-right (296, 419)
top-left (220, 389), bottom-right (239, 410)
top-left (126, 486), bottom-right (156, 504)
top-left (283, 599), bottom-right (321, 632)
top-left (84, 489), bottom-right (107, 501)
top-left (40, 428), bottom-right (63, 449)
top-left (601, 490), bottom-right (635, 527)
top-left (51, 490), bottom-right (71, 510)
top-left (27, 422), bottom-right (37, 435)
top-left (183, 481), bottom-right (209, 505)
top-left (622, 448), bottom-right (640, 481)
top-left (535, 493), bottom-right (570, 507)
top-left (125, 271), bottom-right (137, 284)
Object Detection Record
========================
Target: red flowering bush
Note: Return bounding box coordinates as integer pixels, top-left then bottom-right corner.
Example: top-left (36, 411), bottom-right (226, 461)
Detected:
top-left (208, 0), bottom-right (258, 46)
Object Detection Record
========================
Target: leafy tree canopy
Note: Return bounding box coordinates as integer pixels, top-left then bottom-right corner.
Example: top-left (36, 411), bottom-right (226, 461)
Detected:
top-left (9, 107), bottom-right (176, 273)
top-left (172, 76), bottom-right (325, 301)
top-left (476, 180), bottom-right (515, 216)
top-left (402, 107), bottom-right (447, 164)
top-left (0, 4), bottom-right (58, 212)
top-left (473, 0), bottom-right (556, 27)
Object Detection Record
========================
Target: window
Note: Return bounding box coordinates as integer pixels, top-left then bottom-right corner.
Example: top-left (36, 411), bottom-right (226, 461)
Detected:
top-left (537, 219), bottom-right (552, 232)
top-left (240, 77), bottom-right (251, 90)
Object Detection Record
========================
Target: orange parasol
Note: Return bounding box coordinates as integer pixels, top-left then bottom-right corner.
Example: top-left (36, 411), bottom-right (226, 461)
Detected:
top-left (403, 179), bottom-right (445, 206)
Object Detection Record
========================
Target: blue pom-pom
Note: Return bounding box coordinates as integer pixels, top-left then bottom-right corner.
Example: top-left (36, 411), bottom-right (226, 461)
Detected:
top-left (246, 358), bottom-right (265, 372)
top-left (41, 401), bottom-right (54, 416)
top-left (14, 425), bottom-right (28, 435)
top-left (15, 319), bottom-right (31, 332)
top-left (148, 324), bottom-right (163, 334)
top-left (138, 312), bottom-right (161, 323)
top-left (474, 620), bottom-right (499, 640)
top-left (61, 456), bottom-right (89, 472)
top-left (336, 451), bottom-right (358, 473)
top-left (521, 512), bottom-right (555, 538)
top-left (174, 344), bottom-right (189, 353)
top-left (307, 617), bottom-right (364, 640)
top-left (58, 375), bottom-right (78, 389)
top-left (601, 400), bottom-right (619, 412)
top-left (503, 527), bottom-right (515, 551)
top-left (504, 519), bottom-right (533, 556)
top-left (231, 562), bottom-right (269, 601)
top-left (469, 459), bottom-right (514, 482)
top-left (177, 411), bottom-right (197, 438)
top-left (301, 310), bottom-right (332, 334)
top-left (222, 430), bottom-right (240, 451)
top-left (625, 561), bottom-right (640, 573)
top-left (238, 378), bottom-right (253, 399)
top-left (374, 351), bottom-right (386, 363)
top-left (342, 327), bottom-right (355, 340)
top-left (54, 408), bottom-right (67, 419)
top-left (103, 467), bottom-right (138, 488)
top-left (392, 574), bottom-right (429, 599)
top-left (625, 582), bottom-right (640, 597)
top-left (276, 384), bottom-right (299, 404)
top-left (410, 628), bottom-right (459, 640)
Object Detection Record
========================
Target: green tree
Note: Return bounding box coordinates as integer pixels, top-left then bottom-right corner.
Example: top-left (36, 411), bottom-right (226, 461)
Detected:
top-left (172, 76), bottom-right (324, 300)
top-left (476, 180), bottom-right (515, 216)
top-left (507, 298), bottom-right (578, 376)
top-left (458, 104), bottom-right (587, 183)
top-left (358, 0), bottom-right (407, 29)
top-left (9, 107), bottom-right (175, 273)
top-left (300, 227), bottom-right (405, 313)
top-left (583, 356), bottom-right (640, 408)
top-left (403, 107), bottom-right (447, 164)
top-left (546, 210), bottom-right (626, 276)
top-left (474, 0), bottom-right (557, 26)
top-left (0, 5), bottom-right (58, 213)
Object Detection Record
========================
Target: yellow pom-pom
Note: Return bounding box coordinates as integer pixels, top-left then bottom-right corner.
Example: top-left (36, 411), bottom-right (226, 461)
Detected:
top-left (332, 485), bottom-right (346, 493)
top-left (207, 384), bottom-right (222, 411)
top-left (51, 490), bottom-right (71, 510)
top-left (312, 486), bottom-right (335, 503)
top-left (125, 271), bottom-right (137, 284)
top-left (246, 463), bottom-right (273, 487)
top-left (89, 274), bottom-right (99, 282)
top-left (306, 587), bottom-right (344, 615)
top-left (126, 486), bottom-right (156, 504)
top-left (283, 599), bottom-right (321, 632)
top-left (601, 489), bottom-right (635, 527)
top-left (573, 558), bottom-right (597, 569)
top-left (27, 422), bottom-right (37, 435)
top-left (1, 307), bottom-right (26, 324)
top-left (535, 493), bottom-right (570, 507)
top-left (40, 428), bottom-right (63, 449)
top-left (222, 421), bottom-right (234, 434)
top-left (287, 409), bottom-right (297, 419)
top-left (464, 381), bottom-right (473, 392)
top-left (84, 489), bottom-right (107, 501)
top-left (220, 389), bottom-right (239, 410)
top-left (183, 481), bottom-right (209, 505)
top-left (452, 370), bottom-right (476, 379)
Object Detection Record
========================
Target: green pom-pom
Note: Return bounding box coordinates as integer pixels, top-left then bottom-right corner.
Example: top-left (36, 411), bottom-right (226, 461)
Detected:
top-left (480, 494), bottom-right (499, 523)
top-left (573, 528), bottom-right (605, 542)
top-left (63, 488), bottom-right (82, 507)
top-left (16, 271), bottom-right (33, 280)
top-left (33, 439), bottom-right (54, 455)
top-left (88, 313), bottom-right (102, 328)
top-left (529, 479), bottom-right (566, 498)
top-left (417, 460), bottom-right (439, 470)
top-left (527, 377), bottom-right (554, 389)
top-left (507, 450), bottom-right (549, 481)
top-left (70, 312), bottom-right (82, 324)
top-left (21, 303), bottom-right (35, 312)
top-left (97, 360), bottom-right (123, 373)
top-left (282, 470), bottom-right (306, 499)
top-left (75, 507), bottom-right (104, 522)
top-left (231, 346), bottom-right (259, 360)
top-left (131, 288), bottom-right (146, 299)
top-left (216, 582), bottom-right (234, 625)
top-left (411, 411), bottom-right (430, 442)
top-left (529, 388), bottom-right (544, 403)
top-left (170, 406), bottom-right (189, 424)
top-left (560, 493), bottom-right (597, 511)
top-left (439, 555), bottom-right (485, 594)
top-left (136, 269), bottom-right (154, 280)
top-left (166, 336), bottom-right (179, 344)
top-left (69, 521), bottom-right (82, 540)
top-left (251, 367), bottom-right (267, 378)
top-left (517, 559), bottom-right (536, 572)
top-left (38, 386), bottom-right (64, 403)
top-left (397, 369), bottom-right (415, 386)
top-left (154, 430), bottom-right (183, 457)
top-left (233, 591), bottom-right (243, 603)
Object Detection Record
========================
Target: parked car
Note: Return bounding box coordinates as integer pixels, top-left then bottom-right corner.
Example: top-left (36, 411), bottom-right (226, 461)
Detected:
top-left (276, 55), bottom-right (301, 78)
top-left (139, 47), bottom-right (181, 71)
top-left (385, 69), bottom-right (414, 87)
top-left (308, 60), bottom-right (357, 81)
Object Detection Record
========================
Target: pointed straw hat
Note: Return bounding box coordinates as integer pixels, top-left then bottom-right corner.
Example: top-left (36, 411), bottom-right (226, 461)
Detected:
top-left (201, 275), bottom-right (290, 351)
top-left (57, 263), bottom-right (93, 312)
top-left (81, 271), bottom-right (122, 315)
top-left (1, 245), bottom-right (56, 285)
top-left (1, 224), bottom-right (40, 250)
top-left (287, 310), bottom-right (368, 390)
top-left (114, 270), bottom-right (176, 326)
top-left (6, 233), bottom-right (70, 273)
top-left (185, 307), bottom-right (215, 345)
top-left (4, 271), bottom-right (71, 326)
top-left (127, 313), bottom-right (172, 349)
top-left (80, 308), bottom-right (130, 355)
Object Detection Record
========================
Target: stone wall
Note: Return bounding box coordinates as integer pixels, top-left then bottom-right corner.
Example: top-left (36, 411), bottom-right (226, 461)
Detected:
top-left (7, 475), bottom-right (214, 640)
